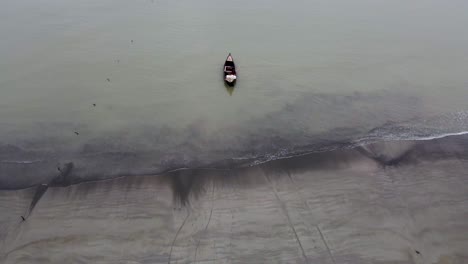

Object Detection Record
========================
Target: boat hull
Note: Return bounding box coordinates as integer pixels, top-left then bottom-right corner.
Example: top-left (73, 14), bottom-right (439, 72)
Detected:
top-left (223, 53), bottom-right (237, 86)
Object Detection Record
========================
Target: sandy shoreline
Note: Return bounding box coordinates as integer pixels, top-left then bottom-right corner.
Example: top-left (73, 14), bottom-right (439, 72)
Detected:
top-left (1, 135), bottom-right (467, 263)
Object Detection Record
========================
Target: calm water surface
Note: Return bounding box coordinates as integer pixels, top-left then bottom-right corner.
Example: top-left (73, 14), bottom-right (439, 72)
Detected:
top-left (1, 0), bottom-right (468, 188)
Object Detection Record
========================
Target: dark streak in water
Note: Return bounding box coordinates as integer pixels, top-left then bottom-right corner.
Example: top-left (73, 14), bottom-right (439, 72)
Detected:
top-left (166, 170), bottom-right (208, 206)
top-left (24, 184), bottom-right (48, 219)
top-left (23, 162), bottom-right (74, 219)
top-left (50, 162), bottom-right (74, 187)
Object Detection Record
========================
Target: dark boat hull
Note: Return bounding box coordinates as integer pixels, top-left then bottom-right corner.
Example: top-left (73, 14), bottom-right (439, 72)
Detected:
top-left (223, 53), bottom-right (237, 86)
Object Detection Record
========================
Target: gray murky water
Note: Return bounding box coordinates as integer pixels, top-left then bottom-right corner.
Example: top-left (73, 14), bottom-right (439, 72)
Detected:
top-left (1, 0), bottom-right (468, 188)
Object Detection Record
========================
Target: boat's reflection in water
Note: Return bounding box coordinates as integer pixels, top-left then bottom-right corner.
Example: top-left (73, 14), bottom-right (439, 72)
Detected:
top-left (224, 83), bottom-right (235, 96)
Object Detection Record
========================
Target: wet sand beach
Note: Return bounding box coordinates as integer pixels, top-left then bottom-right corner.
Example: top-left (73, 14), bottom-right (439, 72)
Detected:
top-left (1, 135), bottom-right (467, 264)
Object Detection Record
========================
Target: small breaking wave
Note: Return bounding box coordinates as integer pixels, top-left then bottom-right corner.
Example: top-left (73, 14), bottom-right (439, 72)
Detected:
top-left (0, 160), bottom-right (44, 164)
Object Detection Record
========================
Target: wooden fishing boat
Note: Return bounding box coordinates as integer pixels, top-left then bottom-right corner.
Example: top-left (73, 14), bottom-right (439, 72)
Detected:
top-left (223, 53), bottom-right (237, 86)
